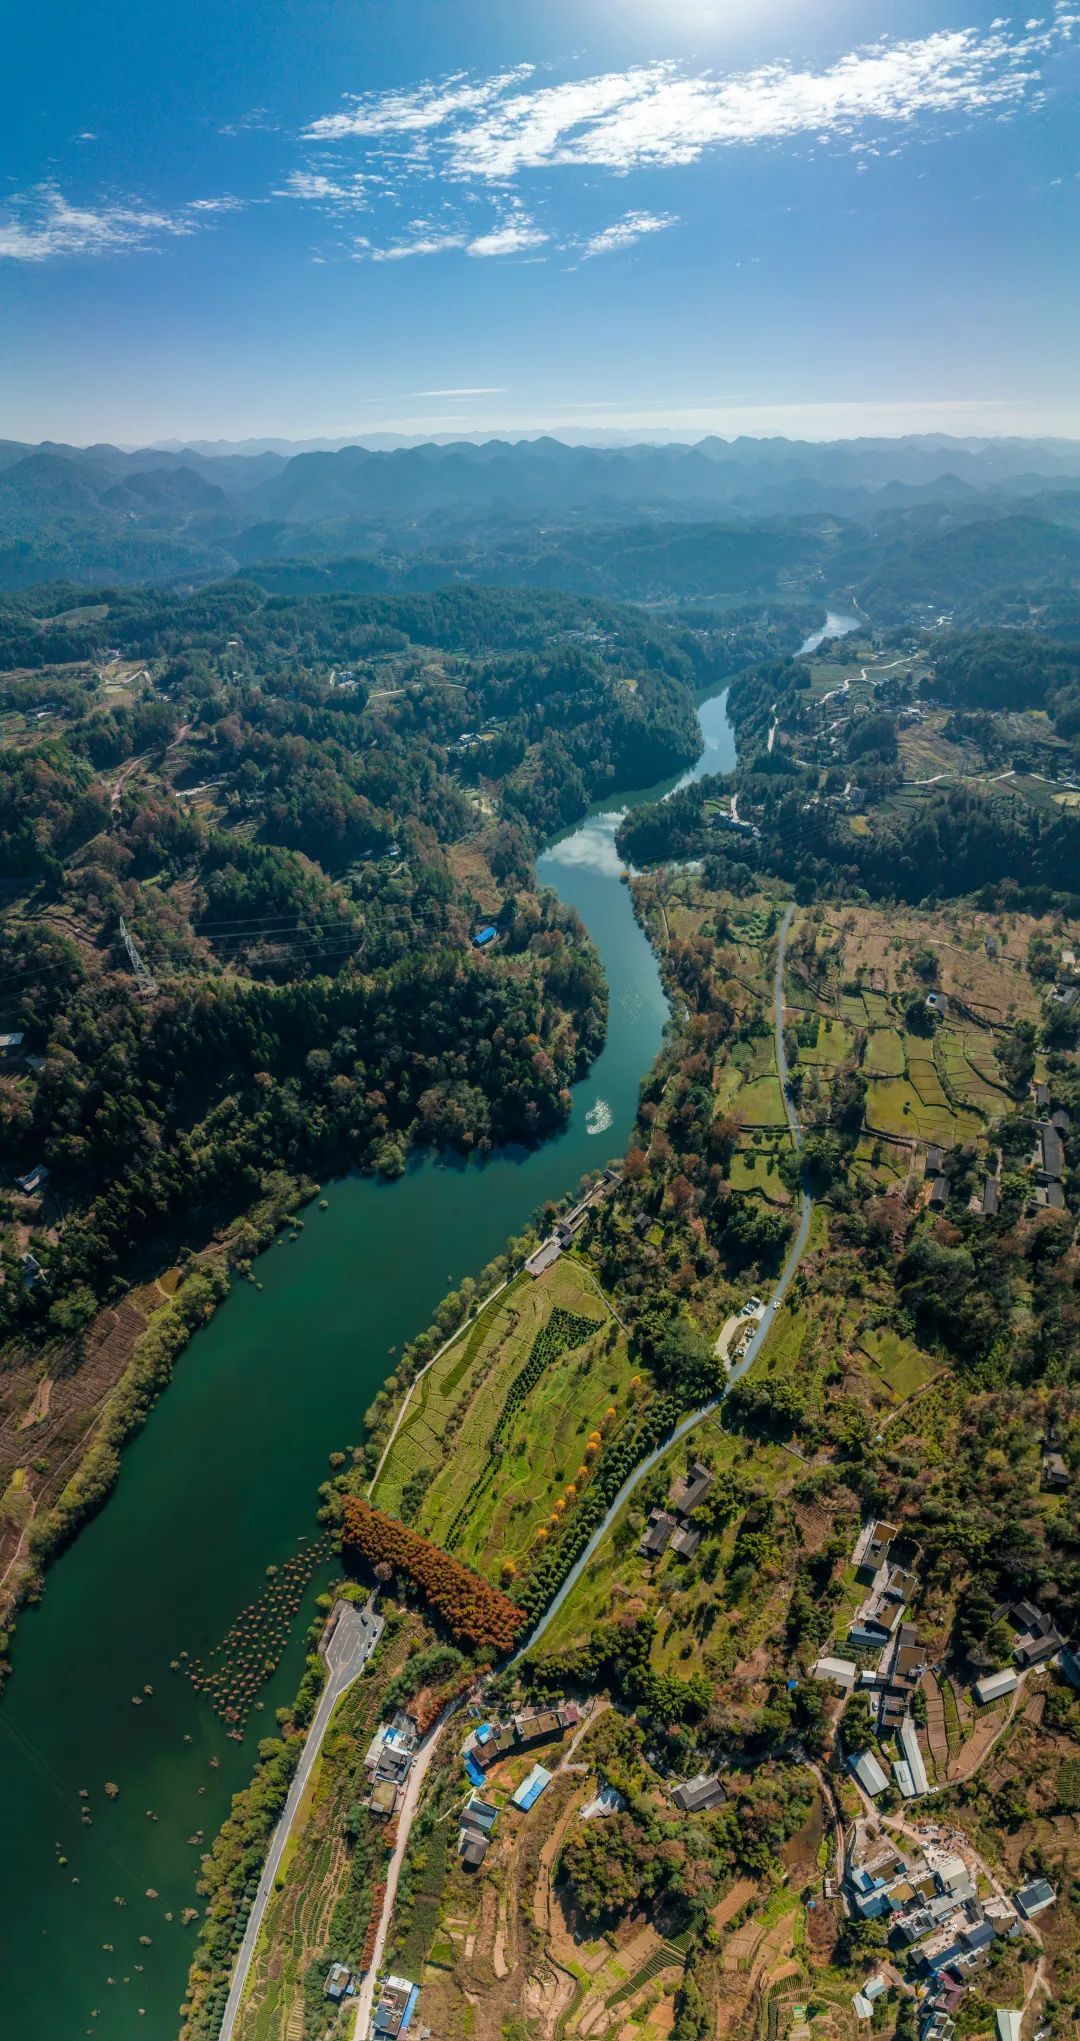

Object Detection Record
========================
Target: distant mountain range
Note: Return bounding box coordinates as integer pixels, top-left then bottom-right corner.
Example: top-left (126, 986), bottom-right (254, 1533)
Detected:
top-left (1, 431), bottom-right (1079, 605)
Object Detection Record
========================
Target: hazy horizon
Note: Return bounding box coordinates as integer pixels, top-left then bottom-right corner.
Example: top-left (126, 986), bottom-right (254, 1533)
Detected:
top-left (12, 420), bottom-right (1080, 458)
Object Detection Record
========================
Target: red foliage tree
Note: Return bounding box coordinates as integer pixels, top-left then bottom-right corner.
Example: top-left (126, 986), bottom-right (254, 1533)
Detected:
top-left (341, 1497), bottom-right (526, 1655)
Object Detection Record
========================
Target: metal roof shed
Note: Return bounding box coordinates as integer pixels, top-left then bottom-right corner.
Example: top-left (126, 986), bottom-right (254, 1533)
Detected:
top-left (974, 1668), bottom-right (1018, 1705)
top-left (850, 1751), bottom-right (889, 1797)
top-left (511, 1763), bottom-right (552, 1812)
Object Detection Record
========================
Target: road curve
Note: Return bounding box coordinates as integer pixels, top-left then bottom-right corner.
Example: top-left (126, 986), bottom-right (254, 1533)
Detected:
top-left (235, 911), bottom-right (810, 2030)
top-left (519, 905), bottom-right (810, 1659)
top-left (218, 1598), bottom-right (382, 2041)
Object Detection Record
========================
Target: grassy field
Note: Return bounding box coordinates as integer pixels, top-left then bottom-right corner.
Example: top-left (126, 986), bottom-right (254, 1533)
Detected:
top-left (374, 1257), bottom-right (651, 1584)
top-left (863, 1074), bottom-right (983, 1146)
top-left (858, 1327), bottom-right (937, 1402)
top-left (370, 1274), bottom-right (538, 1520)
top-left (800, 1016), bottom-right (855, 1068)
top-left (729, 1142), bottom-right (793, 1204)
top-left (863, 1027), bottom-right (905, 1076)
top-left (734, 1075), bottom-right (788, 1129)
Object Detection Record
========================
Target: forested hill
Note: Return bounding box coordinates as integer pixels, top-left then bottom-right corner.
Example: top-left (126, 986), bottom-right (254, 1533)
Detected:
top-left (0, 580), bottom-right (806, 1361)
top-left (617, 619), bottom-right (1080, 914)
top-left (2, 431), bottom-right (1080, 618)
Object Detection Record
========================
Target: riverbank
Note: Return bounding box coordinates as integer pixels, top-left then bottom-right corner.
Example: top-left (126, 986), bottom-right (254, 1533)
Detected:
top-left (0, 691), bottom-right (693, 2039)
top-left (212, 899), bottom-right (814, 2041)
top-left (0, 1170), bottom-right (324, 1668)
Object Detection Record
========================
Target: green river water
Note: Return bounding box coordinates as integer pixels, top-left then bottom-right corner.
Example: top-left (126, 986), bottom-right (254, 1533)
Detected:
top-left (0, 676), bottom-right (768, 2039)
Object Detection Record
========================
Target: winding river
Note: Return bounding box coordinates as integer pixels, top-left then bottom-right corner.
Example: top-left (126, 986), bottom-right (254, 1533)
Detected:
top-left (0, 615), bottom-right (857, 2039)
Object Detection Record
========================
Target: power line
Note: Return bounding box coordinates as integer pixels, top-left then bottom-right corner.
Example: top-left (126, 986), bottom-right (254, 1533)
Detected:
top-left (117, 915), bottom-right (158, 998)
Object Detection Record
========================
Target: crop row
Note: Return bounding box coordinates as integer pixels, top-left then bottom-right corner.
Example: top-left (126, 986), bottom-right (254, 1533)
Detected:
top-left (442, 1304), bottom-right (600, 1549)
top-left (514, 1389), bottom-right (685, 1623)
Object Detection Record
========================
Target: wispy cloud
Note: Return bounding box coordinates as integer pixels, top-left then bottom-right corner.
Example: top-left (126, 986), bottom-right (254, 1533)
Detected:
top-left (579, 210), bottom-right (678, 258)
top-left (275, 168), bottom-right (368, 210)
top-left (365, 232), bottom-right (464, 261)
top-left (357, 206), bottom-right (546, 261)
top-left (304, 19), bottom-right (1075, 186)
top-left (467, 218), bottom-right (547, 257)
top-left (415, 387), bottom-right (508, 396)
top-left (0, 183), bottom-right (243, 262)
top-left (304, 66), bottom-right (535, 141)
top-left (220, 106), bottom-right (281, 136)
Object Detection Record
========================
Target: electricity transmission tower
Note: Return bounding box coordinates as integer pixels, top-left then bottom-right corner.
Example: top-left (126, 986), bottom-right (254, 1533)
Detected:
top-left (118, 915), bottom-right (158, 998)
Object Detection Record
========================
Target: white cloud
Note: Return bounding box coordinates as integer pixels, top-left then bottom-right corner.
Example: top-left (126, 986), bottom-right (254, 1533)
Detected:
top-left (275, 169), bottom-right (368, 208)
top-left (0, 183), bottom-right (242, 262)
top-left (220, 106), bottom-right (281, 136)
top-left (357, 206), bottom-right (546, 261)
top-left (304, 66), bottom-right (535, 141)
top-left (185, 195), bottom-right (245, 214)
top-left (579, 209), bottom-right (678, 258)
top-left (467, 219), bottom-right (547, 257)
top-left (304, 23), bottom-right (1072, 185)
top-left (367, 233), bottom-right (465, 261)
top-left (415, 386), bottom-right (507, 396)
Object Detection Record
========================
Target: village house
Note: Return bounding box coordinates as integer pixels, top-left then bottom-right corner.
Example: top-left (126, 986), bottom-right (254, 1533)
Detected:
top-left (371, 1975), bottom-right (420, 2040)
top-left (1039, 1123), bottom-right (1065, 1182)
top-left (511, 1763), bottom-right (552, 1811)
top-left (457, 1794), bottom-right (498, 1868)
top-left (639, 1508), bottom-right (678, 1558)
top-left (671, 1772), bottom-right (726, 1813)
top-left (325, 1962), bottom-right (357, 2001)
top-left (669, 1461), bottom-right (713, 1514)
top-left (1010, 1601), bottom-right (1064, 1670)
top-left (464, 1701), bottom-right (579, 1774)
top-left (857, 1519), bottom-right (898, 1583)
top-left (1015, 1877), bottom-right (1055, 1920)
top-left (850, 1750), bottom-right (889, 1797)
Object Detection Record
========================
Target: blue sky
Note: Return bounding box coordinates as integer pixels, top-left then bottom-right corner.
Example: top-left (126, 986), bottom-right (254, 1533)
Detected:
top-left (1, 0), bottom-right (1078, 445)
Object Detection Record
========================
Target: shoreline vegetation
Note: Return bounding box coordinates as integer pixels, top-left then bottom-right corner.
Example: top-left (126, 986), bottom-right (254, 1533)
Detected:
top-left (4, 580), bottom-right (757, 1672)
top-left (183, 721), bottom-right (1080, 2038)
top-left (0, 1167), bottom-right (316, 1678)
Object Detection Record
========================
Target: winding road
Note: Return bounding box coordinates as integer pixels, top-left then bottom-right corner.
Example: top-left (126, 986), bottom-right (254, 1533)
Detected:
top-left (238, 907), bottom-right (812, 2037)
top-left (519, 904), bottom-right (811, 1659)
top-left (219, 1597), bottom-right (383, 2041)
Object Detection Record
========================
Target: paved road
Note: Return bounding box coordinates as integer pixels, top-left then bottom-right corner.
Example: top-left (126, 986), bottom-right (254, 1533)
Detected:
top-left (219, 1597), bottom-right (383, 2041)
top-left (519, 905), bottom-right (811, 1659)
top-left (351, 1708), bottom-right (452, 2041)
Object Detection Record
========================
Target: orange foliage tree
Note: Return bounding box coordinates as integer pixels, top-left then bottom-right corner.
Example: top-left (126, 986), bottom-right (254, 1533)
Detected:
top-left (341, 1497), bottom-right (526, 1655)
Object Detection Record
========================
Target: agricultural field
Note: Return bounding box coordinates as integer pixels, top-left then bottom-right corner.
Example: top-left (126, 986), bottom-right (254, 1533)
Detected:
top-left (372, 1257), bottom-right (645, 1585)
top-left (778, 898), bottom-right (1078, 1170)
top-left (532, 1404), bottom-right (797, 1681)
top-left (856, 1327), bottom-right (937, 1403)
top-left (387, 1722), bottom-right (703, 2041)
